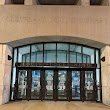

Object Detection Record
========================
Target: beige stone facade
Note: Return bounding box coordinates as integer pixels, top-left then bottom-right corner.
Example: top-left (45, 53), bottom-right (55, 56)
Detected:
top-left (0, 44), bottom-right (12, 105)
top-left (0, 0), bottom-right (110, 107)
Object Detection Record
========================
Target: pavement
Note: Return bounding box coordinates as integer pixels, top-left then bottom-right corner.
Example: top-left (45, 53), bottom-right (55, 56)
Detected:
top-left (0, 101), bottom-right (110, 110)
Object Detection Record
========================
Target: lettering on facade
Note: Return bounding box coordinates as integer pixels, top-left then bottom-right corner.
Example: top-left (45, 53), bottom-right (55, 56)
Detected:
top-left (5, 16), bottom-right (107, 24)
top-left (15, 62), bottom-right (97, 68)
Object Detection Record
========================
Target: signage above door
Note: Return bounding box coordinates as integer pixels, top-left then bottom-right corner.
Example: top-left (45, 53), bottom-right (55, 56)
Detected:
top-left (15, 62), bottom-right (97, 68)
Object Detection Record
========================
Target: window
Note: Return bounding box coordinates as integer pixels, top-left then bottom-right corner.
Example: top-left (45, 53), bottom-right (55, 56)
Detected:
top-left (31, 44), bottom-right (43, 62)
top-left (18, 46), bottom-right (30, 62)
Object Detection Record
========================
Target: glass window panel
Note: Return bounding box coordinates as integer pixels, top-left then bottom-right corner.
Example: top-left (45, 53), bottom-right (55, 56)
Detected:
top-left (57, 43), bottom-right (69, 63)
top-left (11, 67), bottom-right (16, 100)
top-left (12, 68), bottom-right (16, 88)
top-left (37, 52), bottom-right (43, 62)
top-left (87, 56), bottom-right (91, 63)
top-left (31, 44), bottom-right (43, 62)
top-left (57, 51), bottom-right (68, 63)
top-left (18, 46), bottom-right (30, 62)
top-left (57, 43), bottom-right (69, 51)
top-left (96, 50), bottom-right (100, 68)
top-left (96, 69), bottom-right (101, 87)
top-left (83, 54), bottom-right (87, 63)
top-left (31, 70), bottom-right (41, 99)
top-left (13, 48), bottom-right (17, 67)
top-left (44, 43), bottom-right (56, 50)
top-left (70, 44), bottom-right (81, 53)
top-left (44, 51), bottom-right (56, 63)
top-left (26, 54), bottom-right (30, 62)
top-left (83, 47), bottom-right (94, 64)
top-left (77, 53), bottom-right (82, 63)
top-left (44, 43), bottom-right (56, 63)
top-left (72, 71), bottom-right (80, 99)
top-left (58, 70), bottom-right (67, 99)
top-left (22, 55), bottom-right (25, 62)
top-left (97, 90), bottom-right (101, 102)
top-left (70, 52), bottom-right (76, 63)
top-left (45, 70), bottom-right (54, 99)
top-left (31, 53), bottom-right (36, 62)
top-left (85, 71), bottom-right (94, 100)
top-left (18, 70), bottom-right (27, 99)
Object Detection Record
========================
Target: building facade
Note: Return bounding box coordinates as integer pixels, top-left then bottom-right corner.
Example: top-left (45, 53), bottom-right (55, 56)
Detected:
top-left (0, 0), bottom-right (110, 106)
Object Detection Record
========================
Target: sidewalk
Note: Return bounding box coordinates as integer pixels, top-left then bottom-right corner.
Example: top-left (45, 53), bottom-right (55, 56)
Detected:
top-left (0, 101), bottom-right (110, 110)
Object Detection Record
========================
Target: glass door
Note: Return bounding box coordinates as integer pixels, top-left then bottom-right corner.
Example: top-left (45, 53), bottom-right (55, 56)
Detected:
top-left (84, 71), bottom-right (96, 101)
top-left (17, 70), bottom-right (28, 99)
top-left (44, 70), bottom-right (54, 100)
top-left (31, 70), bottom-right (41, 99)
top-left (57, 70), bottom-right (67, 100)
top-left (71, 71), bottom-right (81, 100)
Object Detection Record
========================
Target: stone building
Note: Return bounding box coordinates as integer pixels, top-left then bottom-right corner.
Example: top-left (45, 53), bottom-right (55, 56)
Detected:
top-left (0, 0), bottom-right (110, 106)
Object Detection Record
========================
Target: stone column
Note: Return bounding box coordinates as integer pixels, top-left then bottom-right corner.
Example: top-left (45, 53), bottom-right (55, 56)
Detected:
top-left (101, 46), bottom-right (110, 106)
top-left (0, 0), bottom-right (5, 4)
top-left (5, 0), bottom-right (12, 4)
top-left (80, 0), bottom-right (90, 6)
top-left (77, 0), bottom-right (81, 5)
top-left (101, 0), bottom-right (109, 6)
top-left (24, 0), bottom-right (40, 5)
top-left (0, 0), bottom-right (12, 4)
top-left (0, 44), bottom-right (12, 105)
top-left (109, 0), bottom-right (110, 5)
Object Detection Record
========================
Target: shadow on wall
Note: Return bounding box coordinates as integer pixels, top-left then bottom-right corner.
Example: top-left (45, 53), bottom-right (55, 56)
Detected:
top-left (7, 36), bottom-right (105, 48)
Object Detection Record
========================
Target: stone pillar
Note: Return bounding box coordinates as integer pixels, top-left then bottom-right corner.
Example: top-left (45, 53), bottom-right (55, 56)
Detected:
top-left (80, 0), bottom-right (90, 6)
top-left (0, 44), bottom-right (12, 105)
top-left (5, 0), bottom-right (12, 4)
top-left (109, 0), bottom-right (110, 5)
top-left (77, 0), bottom-right (81, 5)
top-left (0, 0), bottom-right (12, 4)
top-left (0, 0), bottom-right (5, 4)
top-left (101, 0), bottom-right (109, 6)
top-left (24, 0), bottom-right (39, 5)
top-left (101, 46), bottom-right (110, 106)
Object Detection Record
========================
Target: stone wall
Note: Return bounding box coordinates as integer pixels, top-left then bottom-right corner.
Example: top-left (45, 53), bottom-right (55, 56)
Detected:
top-left (101, 46), bottom-right (110, 106)
top-left (0, 6), bottom-right (110, 45)
top-left (0, 44), bottom-right (12, 105)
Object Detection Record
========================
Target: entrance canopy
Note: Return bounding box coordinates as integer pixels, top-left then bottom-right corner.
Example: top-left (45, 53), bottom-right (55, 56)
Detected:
top-left (7, 36), bottom-right (105, 48)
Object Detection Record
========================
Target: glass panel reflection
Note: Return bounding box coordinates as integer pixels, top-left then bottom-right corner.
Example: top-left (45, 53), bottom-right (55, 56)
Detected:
top-left (85, 71), bottom-right (94, 100)
top-left (72, 71), bottom-right (80, 99)
top-left (44, 43), bottom-right (56, 63)
top-left (31, 44), bottom-right (43, 62)
top-left (57, 43), bottom-right (69, 63)
top-left (18, 46), bottom-right (30, 62)
top-left (18, 70), bottom-right (27, 99)
top-left (58, 70), bottom-right (67, 99)
top-left (31, 70), bottom-right (41, 99)
top-left (45, 70), bottom-right (54, 99)
top-left (83, 47), bottom-right (94, 64)
top-left (96, 69), bottom-right (101, 101)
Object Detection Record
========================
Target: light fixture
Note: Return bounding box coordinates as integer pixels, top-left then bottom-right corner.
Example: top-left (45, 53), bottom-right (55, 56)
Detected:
top-left (8, 55), bottom-right (12, 60)
top-left (101, 56), bottom-right (105, 62)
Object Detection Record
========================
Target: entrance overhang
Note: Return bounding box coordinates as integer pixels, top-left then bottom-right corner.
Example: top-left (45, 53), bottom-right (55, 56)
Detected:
top-left (7, 36), bottom-right (105, 48)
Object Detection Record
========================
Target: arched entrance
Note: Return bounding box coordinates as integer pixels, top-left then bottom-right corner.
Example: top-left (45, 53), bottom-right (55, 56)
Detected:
top-left (10, 42), bottom-right (101, 102)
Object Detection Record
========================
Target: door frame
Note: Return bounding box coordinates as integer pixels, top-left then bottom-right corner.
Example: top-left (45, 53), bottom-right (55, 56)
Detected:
top-left (82, 69), bottom-right (96, 101)
top-left (15, 67), bottom-right (96, 101)
top-left (15, 68), bottom-right (31, 100)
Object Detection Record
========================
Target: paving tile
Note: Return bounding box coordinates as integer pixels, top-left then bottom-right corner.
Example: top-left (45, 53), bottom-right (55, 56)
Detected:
top-left (0, 101), bottom-right (110, 110)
